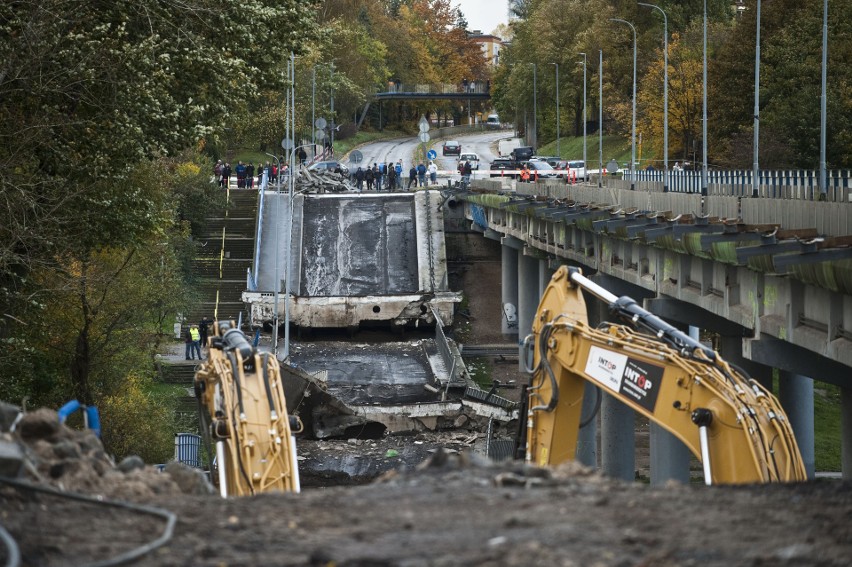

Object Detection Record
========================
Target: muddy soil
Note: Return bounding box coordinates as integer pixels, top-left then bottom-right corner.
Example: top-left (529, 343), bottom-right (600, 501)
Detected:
top-left (2, 451), bottom-right (850, 567)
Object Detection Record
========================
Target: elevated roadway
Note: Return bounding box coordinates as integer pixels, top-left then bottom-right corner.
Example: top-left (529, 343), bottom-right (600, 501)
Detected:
top-left (452, 177), bottom-right (852, 482)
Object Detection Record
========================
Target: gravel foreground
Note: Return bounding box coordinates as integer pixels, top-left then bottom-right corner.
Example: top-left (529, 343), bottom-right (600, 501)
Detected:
top-left (2, 408), bottom-right (851, 567)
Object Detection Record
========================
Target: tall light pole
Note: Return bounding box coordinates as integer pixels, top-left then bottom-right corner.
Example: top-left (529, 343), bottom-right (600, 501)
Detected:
top-left (311, 65), bottom-right (316, 151)
top-left (579, 52), bottom-right (587, 179)
top-left (752, 0), bottom-right (761, 198)
top-left (610, 18), bottom-right (637, 190)
top-left (329, 62), bottom-right (336, 152)
top-left (551, 63), bottom-right (560, 156)
top-left (599, 50), bottom-right (604, 188)
top-left (530, 63), bottom-right (537, 149)
top-left (702, 0), bottom-right (708, 198)
top-left (639, 2), bottom-right (668, 192)
top-left (819, 0), bottom-right (828, 200)
top-left (267, 148), bottom-right (282, 357)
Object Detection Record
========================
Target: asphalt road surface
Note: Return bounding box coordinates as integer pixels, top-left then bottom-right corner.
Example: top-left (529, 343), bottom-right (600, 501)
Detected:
top-left (348, 129), bottom-right (516, 184)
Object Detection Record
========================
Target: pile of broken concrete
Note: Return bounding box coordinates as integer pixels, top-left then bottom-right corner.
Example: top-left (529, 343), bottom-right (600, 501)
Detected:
top-left (294, 166), bottom-right (356, 193)
top-left (0, 402), bottom-right (212, 500)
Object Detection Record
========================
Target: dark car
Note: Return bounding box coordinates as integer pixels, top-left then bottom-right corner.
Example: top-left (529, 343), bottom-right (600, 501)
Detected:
top-left (510, 146), bottom-right (534, 161)
top-left (442, 140), bottom-right (461, 156)
top-left (489, 158), bottom-right (518, 178)
top-left (308, 160), bottom-right (349, 177)
top-left (532, 156), bottom-right (561, 167)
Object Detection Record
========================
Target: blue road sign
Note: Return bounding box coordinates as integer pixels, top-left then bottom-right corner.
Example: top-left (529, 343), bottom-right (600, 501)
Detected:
top-left (427, 150), bottom-right (437, 160)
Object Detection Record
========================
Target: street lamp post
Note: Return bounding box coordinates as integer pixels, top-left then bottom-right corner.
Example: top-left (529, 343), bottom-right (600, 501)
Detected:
top-left (702, 0), bottom-right (708, 199)
top-left (752, 0), bottom-right (761, 198)
top-left (530, 63), bottom-right (537, 149)
top-left (599, 50), bottom-right (603, 188)
top-left (819, 0), bottom-right (828, 200)
top-left (266, 152), bottom-right (282, 356)
top-left (579, 53), bottom-right (587, 180)
top-left (329, 62), bottom-right (336, 152)
top-left (610, 18), bottom-right (637, 190)
top-left (551, 63), bottom-right (559, 157)
top-left (639, 2), bottom-right (668, 192)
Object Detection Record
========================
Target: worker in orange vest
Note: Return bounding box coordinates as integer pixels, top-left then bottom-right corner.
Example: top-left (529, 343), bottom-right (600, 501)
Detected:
top-left (520, 164), bottom-right (531, 182)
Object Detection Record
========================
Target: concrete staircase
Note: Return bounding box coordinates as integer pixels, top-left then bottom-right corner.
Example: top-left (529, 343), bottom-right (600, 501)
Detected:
top-left (188, 189), bottom-right (259, 324)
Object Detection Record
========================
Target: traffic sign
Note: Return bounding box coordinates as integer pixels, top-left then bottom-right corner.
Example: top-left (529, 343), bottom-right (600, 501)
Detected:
top-left (315, 129), bottom-right (326, 140)
top-left (418, 116), bottom-right (430, 133)
top-left (606, 159), bottom-right (619, 174)
top-left (281, 138), bottom-right (294, 150)
top-left (349, 150), bottom-right (363, 164)
top-left (427, 150), bottom-right (437, 160)
top-left (315, 117), bottom-right (327, 130)
top-left (418, 132), bottom-right (431, 143)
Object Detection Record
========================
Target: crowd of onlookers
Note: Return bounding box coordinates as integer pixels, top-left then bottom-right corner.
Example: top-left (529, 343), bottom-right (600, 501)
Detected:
top-left (212, 156), bottom-right (472, 192)
top-left (213, 160), bottom-right (293, 188)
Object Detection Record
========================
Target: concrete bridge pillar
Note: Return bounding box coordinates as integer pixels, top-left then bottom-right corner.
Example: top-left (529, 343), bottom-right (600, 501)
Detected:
top-left (648, 326), bottom-right (700, 485)
top-left (719, 335), bottom-right (772, 390)
top-left (779, 371), bottom-right (815, 479)
top-left (576, 294), bottom-right (601, 469)
top-left (601, 393), bottom-right (635, 482)
top-left (597, 296), bottom-right (635, 482)
top-left (517, 251), bottom-right (539, 370)
top-left (538, 259), bottom-right (553, 296)
top-left (500, 241), bottom-right (518, 339)
top-left (842, 386), bottom-right (852, 481)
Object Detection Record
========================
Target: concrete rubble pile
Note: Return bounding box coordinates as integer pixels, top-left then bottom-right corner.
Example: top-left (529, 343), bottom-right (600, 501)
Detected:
top-left (0, 402), bottom-right (213, 499)
top-left (294, 166), bottom-right (356, 194)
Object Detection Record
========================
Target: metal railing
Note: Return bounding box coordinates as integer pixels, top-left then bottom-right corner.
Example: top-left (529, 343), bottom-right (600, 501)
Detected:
top-left (620, 168), bottom-right (851, 201)
top-left (247, 171), bottom-right (269, 292)
top-left (375, 82), bottom-right (491, 96)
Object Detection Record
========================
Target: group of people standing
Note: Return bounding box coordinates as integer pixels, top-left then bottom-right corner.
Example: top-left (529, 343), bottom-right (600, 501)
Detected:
top-left (352, 160), bottom-right (440, 192)
top-left (214, 160), bottom-right (288, 189)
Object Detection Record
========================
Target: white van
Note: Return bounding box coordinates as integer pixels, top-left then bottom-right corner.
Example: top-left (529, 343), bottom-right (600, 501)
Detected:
top-left (458, 152), bottom-right (480, 170)
top-left (486, 114), bottom-right (500, 129)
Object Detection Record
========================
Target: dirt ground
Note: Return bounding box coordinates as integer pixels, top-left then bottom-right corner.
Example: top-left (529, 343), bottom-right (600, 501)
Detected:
top-left (2, 438), bottom-right (850, 567)
top-left (2, 235), bottom-right (851, 566)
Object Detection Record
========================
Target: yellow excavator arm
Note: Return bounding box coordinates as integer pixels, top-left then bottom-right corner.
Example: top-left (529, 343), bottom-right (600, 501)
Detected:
top-left (194, 321), bottom-right (302, 497)
top-left (524, 266), bottom-right (807, 484)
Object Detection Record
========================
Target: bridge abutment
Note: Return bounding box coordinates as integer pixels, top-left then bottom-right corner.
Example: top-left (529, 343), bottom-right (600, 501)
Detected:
top-left (779, 371), bottom-right (816, 479)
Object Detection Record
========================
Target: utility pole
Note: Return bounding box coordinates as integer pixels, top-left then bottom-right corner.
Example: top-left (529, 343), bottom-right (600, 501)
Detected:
top-left (752, 0), bottom-right (761, 198)
top-left (551, 63), bottom-right (559, 157)
top-left (579, 52), bottom-right (587, 178)
top-left (639, 2), bottom-right (669, 192)
top-left (599, 50), bottom-right (603, 188)
top-left (610, 18), bottom-right (637, 190)
top-left (330, 63), bottom-right (335, 152)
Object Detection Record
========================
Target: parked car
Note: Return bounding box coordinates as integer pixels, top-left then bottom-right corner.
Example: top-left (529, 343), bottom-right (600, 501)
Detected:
top-left (510, 146), bottom-right (534, 161)
top-left (526, 160), bottom-right (558, 179)
top-left (554, 160), bottom-right (586, 180)
top-left (442, 140), bottom-right (461, 156)
top-left (308, 160), bottom-right (349, 177)
top-left (489, 158), bottom-right (518, 178)
top-left (532, 156), bottom-right (561, 167)
top-left (458, 152), bottom-right (480, 170)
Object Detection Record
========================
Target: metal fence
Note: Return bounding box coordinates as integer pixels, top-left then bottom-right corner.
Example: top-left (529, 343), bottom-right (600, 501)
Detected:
top-left (174, 433), bottom-right (202, 468)
top-left (622, 168), bottom-right (852, 202)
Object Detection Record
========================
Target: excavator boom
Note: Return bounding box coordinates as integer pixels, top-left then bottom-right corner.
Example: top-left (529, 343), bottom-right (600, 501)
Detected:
top-left (194, 321), bottom-right (301, 496)
top-left (524, 266), bottom-right (807, 484)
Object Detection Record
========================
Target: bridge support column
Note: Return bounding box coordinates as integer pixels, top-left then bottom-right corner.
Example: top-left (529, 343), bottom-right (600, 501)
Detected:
top-left (599, 297), bottom-right (635, 482)
top-left (500, 241), bottom-right (519, 340)
top-left (516, 251), bottom-right (539, 370)
top-left (538, 259), bottom-right (553, 296)
top-left (573, 294), bottom-right (602, 469)
top-left (601, 393), bottom-right (635, 482)
top-left (842, 386), bottom-right (852, 481)
top-left (779, 371), bottom-right (815, 479)
top-left (719, 335), bottom-right (772, 390)
top-left (648, 327), bottom-right (700, 485)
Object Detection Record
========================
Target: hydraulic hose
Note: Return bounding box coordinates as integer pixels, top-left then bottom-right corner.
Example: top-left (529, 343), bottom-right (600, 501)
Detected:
top-left (0, 477), bottom-right (176, 567)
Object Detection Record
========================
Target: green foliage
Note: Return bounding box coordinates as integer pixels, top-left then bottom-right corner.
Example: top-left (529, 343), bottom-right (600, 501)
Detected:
top-left (99, 372), bottom-right (182, 463)
top-left (814, 385), bottom-right (841, 472)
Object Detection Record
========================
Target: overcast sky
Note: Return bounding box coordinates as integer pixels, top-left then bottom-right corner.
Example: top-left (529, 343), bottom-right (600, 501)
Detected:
top-left (455, 0), bottom-right (510, 35)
